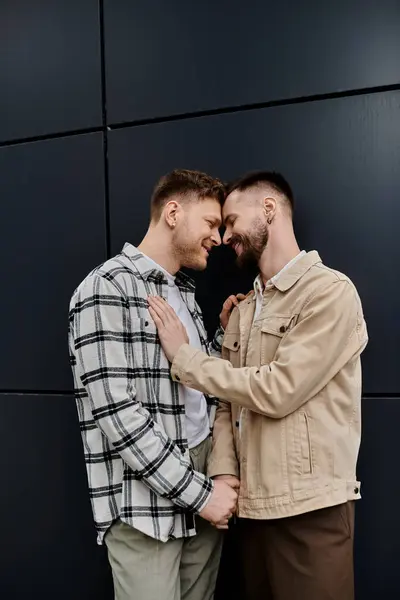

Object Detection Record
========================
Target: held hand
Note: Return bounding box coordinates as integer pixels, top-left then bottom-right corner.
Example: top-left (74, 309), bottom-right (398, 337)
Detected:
top-left (199, 479), bottom-right (238, 530)
top-left (212, 475), bottom-right (240, 529)
top-left (220, 294), bottom-right (246, 330)
top-left (148, 296), bottom-right (189, 362)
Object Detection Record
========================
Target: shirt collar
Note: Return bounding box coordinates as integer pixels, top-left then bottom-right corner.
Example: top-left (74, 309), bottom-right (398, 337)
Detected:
top-left (140, 253), bottom-right (176, 287)
top-left (122, 243), bottom-right (196, 293)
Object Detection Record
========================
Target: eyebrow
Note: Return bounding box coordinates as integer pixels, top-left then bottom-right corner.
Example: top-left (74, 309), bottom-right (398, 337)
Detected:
top-left (206, 215), bottom-right (222, 227)
top-left (223, 213), bottom-right (237, 225)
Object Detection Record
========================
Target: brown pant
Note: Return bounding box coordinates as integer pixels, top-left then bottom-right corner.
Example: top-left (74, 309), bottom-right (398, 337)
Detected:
top-left (238, 502), bottom-right (355, 600)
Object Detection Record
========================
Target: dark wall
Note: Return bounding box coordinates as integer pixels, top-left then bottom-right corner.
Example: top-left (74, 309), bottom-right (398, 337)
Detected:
top-left (1, 1), bottom-right (399, 598)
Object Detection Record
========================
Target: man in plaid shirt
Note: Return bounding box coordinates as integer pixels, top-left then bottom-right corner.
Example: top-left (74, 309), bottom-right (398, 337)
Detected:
top-left (68, 169), bottom-right (238, 600)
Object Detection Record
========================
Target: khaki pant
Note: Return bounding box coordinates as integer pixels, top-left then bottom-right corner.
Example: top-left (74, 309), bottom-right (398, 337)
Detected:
top-left (238, 502), bottom-right (355, 600)
top-left (105, 436), bottom-right (223, 600)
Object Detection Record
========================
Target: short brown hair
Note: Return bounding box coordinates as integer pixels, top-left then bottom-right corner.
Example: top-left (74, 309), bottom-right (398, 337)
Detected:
top-left (226, 171), bottom-right (294, 213)
top-left (151, 169), bottom-right (225, 221)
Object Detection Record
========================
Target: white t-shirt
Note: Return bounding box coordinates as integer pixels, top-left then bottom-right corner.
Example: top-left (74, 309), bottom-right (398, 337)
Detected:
top-left (143, 254), bottom-right (210, 449)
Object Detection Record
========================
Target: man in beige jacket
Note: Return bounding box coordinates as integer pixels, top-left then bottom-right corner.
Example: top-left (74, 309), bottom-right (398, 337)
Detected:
top-left (148, 171), bottom-right (368, 600)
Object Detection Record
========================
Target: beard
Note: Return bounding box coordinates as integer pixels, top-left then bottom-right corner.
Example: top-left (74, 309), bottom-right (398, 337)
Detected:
top-left (232, 217), bottom-right (269, 269)
top-left (172, 231), bottom-right (207, 271)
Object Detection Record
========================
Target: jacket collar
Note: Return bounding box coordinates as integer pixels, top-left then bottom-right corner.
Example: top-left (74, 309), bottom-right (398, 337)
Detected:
top-left (272, 250), bottom-right (322, 292)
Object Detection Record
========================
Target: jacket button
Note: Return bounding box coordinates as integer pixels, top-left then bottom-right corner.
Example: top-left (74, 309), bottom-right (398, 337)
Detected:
top-left (145, 321), bottom-right (149, 327)
top-left (235, 421), bottom-right (240, 427)
top-left (354, 487), bottom-right (359, 494)
top-left (233, 341), bottom-right (238, 347)
top-left (176, 375), bottom-right (180, 382)
top-left (280, 325), bottom-right (286, 333)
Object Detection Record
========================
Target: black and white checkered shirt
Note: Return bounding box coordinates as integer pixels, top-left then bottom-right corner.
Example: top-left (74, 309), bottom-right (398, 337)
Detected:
top-left (68, 243), bottom-right (223, 544)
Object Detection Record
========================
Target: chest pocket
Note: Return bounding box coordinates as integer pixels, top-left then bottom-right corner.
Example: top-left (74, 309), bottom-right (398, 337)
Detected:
top-left (130, 317), bottom-right (159, 365)
top-left (222, 332), bottom-right (241, 368)
top-left (260, 315), bottom-right (297, 364)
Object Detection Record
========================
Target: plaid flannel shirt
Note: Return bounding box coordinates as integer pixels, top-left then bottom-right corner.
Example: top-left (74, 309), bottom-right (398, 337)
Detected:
top-left (68, 243), bottom-right (223, 544)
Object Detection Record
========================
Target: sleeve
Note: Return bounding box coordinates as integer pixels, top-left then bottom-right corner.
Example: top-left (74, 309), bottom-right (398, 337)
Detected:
top-left (171, 280), bottom-right (368, 419)
top-left (71, 274), bottom-right (212, 512)
top-left (207, 327), bottom-right (239, 478)
top-left (208, 398), bottom-right (239, 478)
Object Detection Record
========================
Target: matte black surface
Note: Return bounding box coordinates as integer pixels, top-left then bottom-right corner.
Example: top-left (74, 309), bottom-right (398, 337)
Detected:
top-left (0, 1), bottom-right (102, 142)
top-left (0, 133), bottom-right (107, 391)
top-left (1, 1), bottom-right (400, 598)
top-left (108, 90), bottom-right (400, 395)
top-left (104, 0), bottom-right (400, 123)
top-left (0, 394), bottom-right (112, 600)
top-left (354, 397), bottom-right (400, 599)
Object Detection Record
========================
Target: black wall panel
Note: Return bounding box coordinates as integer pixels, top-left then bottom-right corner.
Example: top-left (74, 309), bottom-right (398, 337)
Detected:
top-left (0, 133), bottom-right (107, 391)
top-left (104, 0), bottom-right (400, 124)
top-left (0, 394), bottom-right (112, 600)
top-left (0, 1), bottom-right (102, 142)
top-left (108, 90), bottom-right (400, 395)
top-left (1, 1), bottom-right (399, 599)
top-left (355, 397), bottom-right (400, 599)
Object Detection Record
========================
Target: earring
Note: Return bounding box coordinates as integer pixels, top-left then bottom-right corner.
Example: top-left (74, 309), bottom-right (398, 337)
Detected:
top-left (267, 216), bottom-right (272, 225)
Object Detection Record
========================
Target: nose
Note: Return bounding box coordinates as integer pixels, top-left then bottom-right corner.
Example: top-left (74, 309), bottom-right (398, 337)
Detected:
top-left (223, 229), bottom-right (231, 245)
top-left (211, 229), bottom-right (222, 246)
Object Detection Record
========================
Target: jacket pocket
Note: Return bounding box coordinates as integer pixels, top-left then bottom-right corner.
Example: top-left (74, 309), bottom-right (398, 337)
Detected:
top-left (298, 411), bottom-right (313, 475)
top-left (260, 315), bottom-right (297, 364)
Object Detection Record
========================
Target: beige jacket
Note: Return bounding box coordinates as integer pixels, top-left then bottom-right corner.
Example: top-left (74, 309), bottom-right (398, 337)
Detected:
top-left (171, 251), bottom-right (368, 519)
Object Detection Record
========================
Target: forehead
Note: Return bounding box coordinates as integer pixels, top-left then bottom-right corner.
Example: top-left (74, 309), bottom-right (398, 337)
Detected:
top-left (190, 196), bottom-right (222, 218)
top-left (222, 188), bottom-right (259, 219)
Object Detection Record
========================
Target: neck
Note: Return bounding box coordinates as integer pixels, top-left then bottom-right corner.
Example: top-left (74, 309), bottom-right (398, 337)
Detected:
top-left (258, 223), bottom-right (301, 283)
top-left (138, 225), bottom-right (180, 275)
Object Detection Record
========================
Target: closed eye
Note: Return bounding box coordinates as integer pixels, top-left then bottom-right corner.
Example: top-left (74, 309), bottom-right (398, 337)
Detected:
top-left (207, 219), bottom-right (221, 228)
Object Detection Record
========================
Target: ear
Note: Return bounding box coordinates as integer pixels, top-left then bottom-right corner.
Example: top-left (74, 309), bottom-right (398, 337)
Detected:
top-left (163, 200), bottom-right (182, 229)
top-left (263, 196), bottom-right (277, 224)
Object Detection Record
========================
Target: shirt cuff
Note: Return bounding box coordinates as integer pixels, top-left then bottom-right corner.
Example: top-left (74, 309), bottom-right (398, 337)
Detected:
top-left (175, 467), bottom-right (214, 513)
top-left (210, 325), bottom-right (225, 354)
top-left (171, 344), bottom-right (203, 386)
